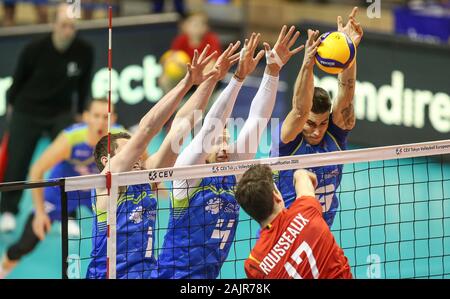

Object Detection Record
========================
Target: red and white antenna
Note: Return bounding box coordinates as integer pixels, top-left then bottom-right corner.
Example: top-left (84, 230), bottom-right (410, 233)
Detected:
top-left (106, 6), bottom-right (112, 195)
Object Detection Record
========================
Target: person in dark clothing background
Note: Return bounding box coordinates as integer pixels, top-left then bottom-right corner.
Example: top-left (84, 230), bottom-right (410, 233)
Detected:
top-left (0, 3), bottom-right (94, 233)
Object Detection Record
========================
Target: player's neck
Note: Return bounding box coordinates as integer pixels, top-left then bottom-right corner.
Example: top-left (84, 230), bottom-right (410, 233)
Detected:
top-left (260, 211), bottom-right (281, 229)
top-left (87, 132), bottom-right (99, 147)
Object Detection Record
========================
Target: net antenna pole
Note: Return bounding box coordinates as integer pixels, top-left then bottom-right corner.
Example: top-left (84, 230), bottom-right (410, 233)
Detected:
top-left (106, 5), bottom-right (117, 279)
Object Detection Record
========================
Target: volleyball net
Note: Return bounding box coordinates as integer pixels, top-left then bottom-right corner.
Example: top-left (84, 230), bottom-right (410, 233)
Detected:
top-left (61, 139), bottom-right (450, 279)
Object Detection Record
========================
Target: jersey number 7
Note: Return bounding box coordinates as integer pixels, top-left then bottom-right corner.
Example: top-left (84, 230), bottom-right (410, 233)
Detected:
top-left (284, 241), bottom-right (319, 279)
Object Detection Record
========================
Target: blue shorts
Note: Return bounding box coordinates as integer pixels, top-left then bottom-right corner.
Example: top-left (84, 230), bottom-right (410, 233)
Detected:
top-left (43, 185), bottom-right (91, 222)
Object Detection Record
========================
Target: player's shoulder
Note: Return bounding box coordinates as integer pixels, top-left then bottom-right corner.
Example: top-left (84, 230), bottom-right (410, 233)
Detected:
top-left (63, 123), bottom-right (88, 145)
top-left (289, 195), bottom-right (322, 216)
top-left (244, 254), bottom-right (264, 279)
top-left (64, 122), bottom-right (87, 134)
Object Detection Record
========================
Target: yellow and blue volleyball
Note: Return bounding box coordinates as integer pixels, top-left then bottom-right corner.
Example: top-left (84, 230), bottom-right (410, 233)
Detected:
top-left (160, 50), bottom-right (191, 81)
top-left (315, 31), bottom-right (356, 74)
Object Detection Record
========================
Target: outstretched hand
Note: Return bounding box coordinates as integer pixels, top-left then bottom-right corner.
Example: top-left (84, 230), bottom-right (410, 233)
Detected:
top-left (337, 6), bottom-right (363, 47)
top-left (302, 29), bottom-right (321, 70)
top-left (234, 33), bottom-right (265, 81)
top-left (266, 25), bottom-right (305, 71)
top-left (207, 41), bottom-right (241, 81)
top-left (186, 44), bottom-right (218, 85)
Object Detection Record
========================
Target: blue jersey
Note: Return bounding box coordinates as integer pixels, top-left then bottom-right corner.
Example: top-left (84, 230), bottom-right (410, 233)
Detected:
top-left (270, 114), bottom-right (349, 227)
top-left (43, 123), bottom-right (123, 221)
top-left (86, 184), bottom-right (157, 279)
top-left (153, 175), bottom-right (239, 279)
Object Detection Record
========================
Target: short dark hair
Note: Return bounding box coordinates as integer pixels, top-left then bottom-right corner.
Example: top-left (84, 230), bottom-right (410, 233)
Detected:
top-left (235, 164), bottom-right (276, 224)
top-left (312, 87), bottom-right (332, 114)
top-left (84, 98), bottom-right (114, 112)
top-left (94, 132), bottom-right (131, 171)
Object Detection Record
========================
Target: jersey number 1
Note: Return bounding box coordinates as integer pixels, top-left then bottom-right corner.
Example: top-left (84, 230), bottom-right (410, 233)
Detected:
top-left (284, 241), bottom-right (319, 279)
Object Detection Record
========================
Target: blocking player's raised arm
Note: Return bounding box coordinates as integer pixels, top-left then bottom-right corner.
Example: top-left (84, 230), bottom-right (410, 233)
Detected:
top-left (104, 48), bottom-right (216, 174)
top-left (293, 169), bottom-right (317, 199)
top-left (332, 7), bottom-right (363, 131)
top-left (146, 43), bottom-right (240, 170)
top-left (232, 25), bottom-right (304, 163)
top-left (280, 29), bottom-right (321, 144)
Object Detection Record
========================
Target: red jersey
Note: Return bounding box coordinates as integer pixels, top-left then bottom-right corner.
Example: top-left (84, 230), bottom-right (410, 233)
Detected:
top-left (171, 32), bottom-right (222, 60)
top-left (245, 196), bottom-right (352, 279)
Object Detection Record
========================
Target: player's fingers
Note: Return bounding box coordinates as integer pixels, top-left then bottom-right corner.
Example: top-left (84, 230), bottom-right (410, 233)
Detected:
top-left (263, 42), bottom-right (271, 53)
top-left (306, 29), bottom-right (315, 45)
top-left (251, 33), bottom-right (260, 52)
top-left (192, 49), bottom-right (199, 66)
top-left (277, 25), bottom-right (287, 43)
top-left (290, 44), bottom-right (305, 55)
top-left (201, 51), bottom-right (218, 66)
top-left (282, 25), bottom-right (296, 45)
top-left (229, 40), bottom-right (241, 55)
top-left (312, 36), bottom-right (322, 48)
top-left (337, 16), bottom-right (344, 30)
top-left (222, 43), bottom-right (233, 56)
top-left (45, 219), bottom-right (51, 234)
top-left (229, 52), bottom-right (241, 62)
top-left (254, 49), bottom-right (265, 64)
top-left (230, 56), bottom-right (240, 66)
top-left (198, 44), bottom-right (210, 63)
top-left (247, 32), bottom-right (256, 51)
top-left (287, 31), bottom-right (300, 48)
top-left (349, 6), bottom-right (358, 19)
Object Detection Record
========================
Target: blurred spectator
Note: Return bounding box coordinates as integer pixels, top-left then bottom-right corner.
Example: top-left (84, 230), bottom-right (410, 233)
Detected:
top-left (0, 3), bottom-right (93, 232)
top-left (2, 0), bottom-right (48, 26)
top-left (171, 12), bottom-right (222, 65)
top-left (152, 0), bottom-right (185, 16)
top-left (82, 0), bottom-right (121, 20)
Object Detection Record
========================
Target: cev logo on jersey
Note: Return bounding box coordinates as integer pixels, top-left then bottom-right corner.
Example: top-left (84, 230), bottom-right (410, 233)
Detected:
top-left (148, 169), bottom-right (173, 181)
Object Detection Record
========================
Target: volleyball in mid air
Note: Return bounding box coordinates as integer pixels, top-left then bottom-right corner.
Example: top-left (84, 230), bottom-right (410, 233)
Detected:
top-left (315, 31), bottom-right (356, 74)
top-left (160, 50), bottom-right (191, 81)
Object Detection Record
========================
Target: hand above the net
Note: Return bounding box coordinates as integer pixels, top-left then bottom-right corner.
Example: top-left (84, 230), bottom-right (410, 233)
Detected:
top-left (302, 29), bottom-right (321, 70)
top-left (265, 25), bottom-right (305, 75)
top-left (206, 41), bottom-right (241, 82)
top-left (233, 32), bottom-right (265, 81)
top-left (337, 6), bottom-right (363, 47)
top-left (185, 44), bottom-right (218, 86)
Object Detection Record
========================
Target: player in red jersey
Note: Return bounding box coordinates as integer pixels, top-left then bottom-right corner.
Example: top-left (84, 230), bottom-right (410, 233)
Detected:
top-left (235, 164), bottom-right (352, 279)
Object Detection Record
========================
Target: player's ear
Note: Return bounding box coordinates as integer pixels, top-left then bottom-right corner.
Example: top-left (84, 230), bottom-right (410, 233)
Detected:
top-left (82, 111), bottom-right (89, 123)
top-left (273, 189), bottom-right (283, 203)
top-left (101, 156), bottom-right (108, 167)
top-left (111, 112), bottom-right (118, 124)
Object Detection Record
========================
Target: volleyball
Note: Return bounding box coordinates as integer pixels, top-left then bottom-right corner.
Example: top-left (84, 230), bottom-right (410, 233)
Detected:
top-left (315, 31), bottom-right (356, 74)
top-left (160, 50), bottom-right (191, 81)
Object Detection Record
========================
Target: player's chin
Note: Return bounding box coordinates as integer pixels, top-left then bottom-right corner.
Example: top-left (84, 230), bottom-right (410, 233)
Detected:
top-left (305, 136), bottom-right (322, 145)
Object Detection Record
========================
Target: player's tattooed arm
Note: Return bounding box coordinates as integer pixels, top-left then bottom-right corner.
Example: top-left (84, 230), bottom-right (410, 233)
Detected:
top-left (281, 29), bottom-right (320, 144)
top-left (333, 7), bottom-right (363, 131)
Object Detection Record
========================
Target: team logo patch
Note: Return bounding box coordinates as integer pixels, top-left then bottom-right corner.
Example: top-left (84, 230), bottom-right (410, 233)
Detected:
top-left (205, 198), bottom-right (223, 215)
top-left (129, 206), bottom-right (144, 224)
